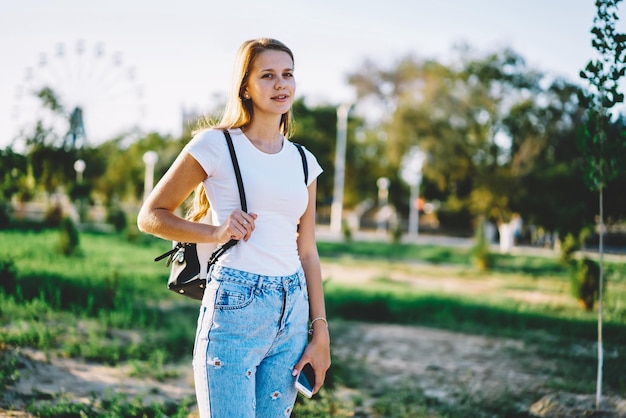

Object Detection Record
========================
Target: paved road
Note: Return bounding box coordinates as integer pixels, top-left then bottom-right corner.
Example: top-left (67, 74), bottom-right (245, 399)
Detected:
top-left (315, 225), bottom-right (626, 262)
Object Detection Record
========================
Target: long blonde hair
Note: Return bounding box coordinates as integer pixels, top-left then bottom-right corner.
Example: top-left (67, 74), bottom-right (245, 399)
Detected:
top-left (187, 38), bottom-right (296, 221)
top-left (186, 184), bottom-right (211, 222)
top-left (215, 37), bottom-right (295, 136)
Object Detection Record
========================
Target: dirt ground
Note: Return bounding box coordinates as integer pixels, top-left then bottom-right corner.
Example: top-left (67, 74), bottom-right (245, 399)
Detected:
top-left (1, 260), bottom-right (625, 417)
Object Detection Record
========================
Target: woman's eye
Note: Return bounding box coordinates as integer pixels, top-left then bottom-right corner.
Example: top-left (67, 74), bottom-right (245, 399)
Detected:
top-left (262, 73), bottom-right (273, 79)
top-left (284, 72), bottom-right (293, 78)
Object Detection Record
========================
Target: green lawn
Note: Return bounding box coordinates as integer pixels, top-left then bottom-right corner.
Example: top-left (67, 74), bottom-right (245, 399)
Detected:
top-left (1, 227), bottom-right (624, 417)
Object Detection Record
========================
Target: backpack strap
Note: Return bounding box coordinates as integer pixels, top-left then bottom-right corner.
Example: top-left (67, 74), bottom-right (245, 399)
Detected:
top-left (156, 133), bottom-right (311, 265)
top-left (223, 129), bottom-right (247, 212)
top-left (206, 129), bottom-right (248, 264)
top-left (293, 142), bottom-right (309, 185)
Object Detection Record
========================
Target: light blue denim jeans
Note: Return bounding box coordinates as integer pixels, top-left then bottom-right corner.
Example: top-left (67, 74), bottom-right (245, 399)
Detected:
top-left (192, 265), bottom-right (309, 418)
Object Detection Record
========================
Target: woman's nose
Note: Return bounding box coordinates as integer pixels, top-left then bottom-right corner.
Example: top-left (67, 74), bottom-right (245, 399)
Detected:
top-left (275, 76), bottom-right (287, 89)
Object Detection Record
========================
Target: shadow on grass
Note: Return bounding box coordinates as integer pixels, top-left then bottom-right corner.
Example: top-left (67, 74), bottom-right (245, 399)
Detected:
top-left (3, 273), bottom-right (200, 362)
top-left (326, 284), bottom-right (626, 396)
top-left (325, 285), bottom-right (626, 346)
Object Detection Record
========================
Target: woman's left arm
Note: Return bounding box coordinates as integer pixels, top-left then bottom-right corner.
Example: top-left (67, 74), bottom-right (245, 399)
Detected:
top-left (294, 179), bottom-right (331, 395)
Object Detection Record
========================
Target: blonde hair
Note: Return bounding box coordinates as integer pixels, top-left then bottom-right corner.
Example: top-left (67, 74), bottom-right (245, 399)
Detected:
top-left (186, 184), bottom-right (211, 222)
top-left (188, 38), bottom-right (296, 221)
top-left (199, 38), bottom-right (295, 137)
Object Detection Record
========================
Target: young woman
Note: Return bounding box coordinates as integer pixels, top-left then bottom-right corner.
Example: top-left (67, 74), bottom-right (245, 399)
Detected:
top-left (137, 38), bottom-right (331, 417)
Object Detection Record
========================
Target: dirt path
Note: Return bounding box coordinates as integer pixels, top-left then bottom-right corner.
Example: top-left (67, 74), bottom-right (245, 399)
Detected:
top-left (3, 347), bottom-right (195, 408)
top-left (3, 323), bottom-right (540, 416)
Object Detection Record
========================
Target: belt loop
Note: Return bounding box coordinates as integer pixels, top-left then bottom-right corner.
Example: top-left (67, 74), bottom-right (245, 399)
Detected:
top-left (254, 275), bottom-right (264, 295)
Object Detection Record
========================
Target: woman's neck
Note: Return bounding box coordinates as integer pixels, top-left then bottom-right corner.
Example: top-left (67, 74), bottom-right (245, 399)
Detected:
top-left (243, 120), bottom-right (284, 154)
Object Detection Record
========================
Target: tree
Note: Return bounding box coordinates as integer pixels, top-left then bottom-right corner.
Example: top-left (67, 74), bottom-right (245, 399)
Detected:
top-left (292, 98), bottom-right (376, 219)
top-left (94, 132), bottom-right (181, 204)
top-left (578, 0), bottom-right (626, 408)
top-left (505, 78), bottom-right (593, 236)
top-left (348, 47), bottom-right (588, 238)
top-left (17, 87), bottom-right (81, 197)
top-left (0, 148), bottom-right (28, 201)
top-left (292, 99), bottom-right (337, 206)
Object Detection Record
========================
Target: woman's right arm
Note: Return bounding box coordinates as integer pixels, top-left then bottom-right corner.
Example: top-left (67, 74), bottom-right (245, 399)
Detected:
top-left (137, 151), bottom-right (254, 244)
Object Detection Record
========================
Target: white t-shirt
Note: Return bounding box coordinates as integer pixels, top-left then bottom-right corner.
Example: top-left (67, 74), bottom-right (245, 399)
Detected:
top-left (185, 128), bottom-right (323, 276)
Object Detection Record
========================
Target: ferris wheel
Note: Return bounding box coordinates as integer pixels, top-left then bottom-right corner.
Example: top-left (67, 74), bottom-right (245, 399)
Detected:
top-left (13, 39), bottom-right (145, 149)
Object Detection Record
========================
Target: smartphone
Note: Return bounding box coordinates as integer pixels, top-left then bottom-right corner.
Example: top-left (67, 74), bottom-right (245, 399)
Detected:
top-left (294, 363), bottom-right (315, 398)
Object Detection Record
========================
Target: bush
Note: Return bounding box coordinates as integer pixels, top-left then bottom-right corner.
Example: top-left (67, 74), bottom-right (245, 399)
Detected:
top-left (559, 233), bottom-right (579, 265)
top-left (45, 204), bottom-right (64, 227)
top-left (390, 222), bottom-right (403, 244)
top-left (341, 221), bottom-right (352, 242)
top-left (0, 349), bottom-right (19, 392)
top-left (58, 217), bottom-right (81, 256)
top-left (570, 257), bottom-right (601, 311)
top-left (106, 206), bottom-right (128, 233)
top-left (470, 218), bottom-right (493, 271)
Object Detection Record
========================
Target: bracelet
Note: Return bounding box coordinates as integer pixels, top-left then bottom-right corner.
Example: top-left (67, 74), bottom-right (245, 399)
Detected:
top-left (308, 317), bottom-right (328, 335)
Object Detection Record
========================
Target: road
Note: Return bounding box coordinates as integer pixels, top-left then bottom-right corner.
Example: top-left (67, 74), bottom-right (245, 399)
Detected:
top-left (314, 225), bottom-right (626, 262)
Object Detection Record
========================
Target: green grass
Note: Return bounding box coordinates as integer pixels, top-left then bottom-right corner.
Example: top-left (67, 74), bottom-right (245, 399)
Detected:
top-left (0, 229), bottom-right (197, 364)
top-left (25, 390), bottom-right (194, 418)
top-left (318, 240), bottom-right (470, 265)
top-left (1, 227), bottom-right (625, 417)
top-left (318, 239), bottom-right (626, 279)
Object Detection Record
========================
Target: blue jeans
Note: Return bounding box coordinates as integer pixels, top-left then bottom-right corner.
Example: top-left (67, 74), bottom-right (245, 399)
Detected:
top-left (192, 265), bottom-right (309, 418)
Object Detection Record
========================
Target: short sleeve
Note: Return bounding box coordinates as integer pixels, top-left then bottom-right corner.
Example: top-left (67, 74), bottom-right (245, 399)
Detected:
top-left (183, 129), bottom-right (228, 178)
top-left (300, 145), bottom-right (323, 186)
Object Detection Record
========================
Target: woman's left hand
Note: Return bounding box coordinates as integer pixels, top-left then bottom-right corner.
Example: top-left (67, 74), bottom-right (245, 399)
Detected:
top-left (292, 325), bottom-right (331, 395)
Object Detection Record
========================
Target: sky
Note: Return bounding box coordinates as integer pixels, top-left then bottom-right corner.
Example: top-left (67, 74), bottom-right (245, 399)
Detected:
top-left (0, 0), bottom-right (621, 150)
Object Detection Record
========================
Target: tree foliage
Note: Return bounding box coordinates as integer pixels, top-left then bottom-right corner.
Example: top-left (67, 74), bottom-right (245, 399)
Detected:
top-left (1, 43), bottom-right (624, 237)
top-left (579, 0), bottom-right (626, 192)
top-left (347, 46), bottom-right (596, 235)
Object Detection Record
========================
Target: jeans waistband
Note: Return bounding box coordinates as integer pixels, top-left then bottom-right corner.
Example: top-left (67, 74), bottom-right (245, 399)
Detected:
top-left (210, 265), bottom-right (304, 290)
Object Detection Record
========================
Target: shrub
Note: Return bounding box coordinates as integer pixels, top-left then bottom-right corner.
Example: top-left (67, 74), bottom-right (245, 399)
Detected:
top-left (570, 257), bottom-right (601, 311)
top-left (390, 222), bottom-right (403, 244)
top-left (106, 205), bottom-right (128, 233)
top-left (125, 220), bottom-right (141, 243)
top-left (560, 228), bottom-right (592, 266)
top-left (58, 217), bottom-right (81, 256)
top-left (45, 204), bottom-right (64, 227)
top-left (341, 221), bottom-right (352, 242)
top-left (0, 349), bottom-right (19, 392)
top-left (470, 218), bottom-right (493, 271)
top-left (559, 233), bottom-right (579, 265)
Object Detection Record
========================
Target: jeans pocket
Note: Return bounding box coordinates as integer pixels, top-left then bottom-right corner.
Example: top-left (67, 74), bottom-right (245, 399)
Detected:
top-left (214, 280), bottom-right (255, 310)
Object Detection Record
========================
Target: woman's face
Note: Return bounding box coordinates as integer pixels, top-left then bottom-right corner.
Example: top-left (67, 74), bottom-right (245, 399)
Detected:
top-left (244, 49), bottom-right (295, 118)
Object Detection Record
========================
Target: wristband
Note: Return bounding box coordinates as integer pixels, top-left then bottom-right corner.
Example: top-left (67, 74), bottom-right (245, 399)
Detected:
top-left (308, 317), bottom-right (328, 335)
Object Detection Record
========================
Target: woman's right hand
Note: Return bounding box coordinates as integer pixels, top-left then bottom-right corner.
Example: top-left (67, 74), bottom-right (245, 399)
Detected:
top-left (216, 210), bottom-right (257, 242)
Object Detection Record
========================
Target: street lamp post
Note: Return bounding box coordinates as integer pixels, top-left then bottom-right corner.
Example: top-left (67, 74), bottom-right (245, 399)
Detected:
top-left (142, 151), bottom-right (158, 202)
top-left (73, 159), bottom-right (86, 183)
top-left (376, 177), bottom-right (390, 207)
top-left (376, 177), bottom-right (391, 235)
top-left (330, 103), bottom-right (352, 234)
top-left (73, 159), bottom-right (86, 222)
top-left (400, 146), bottom-right (426, 238)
